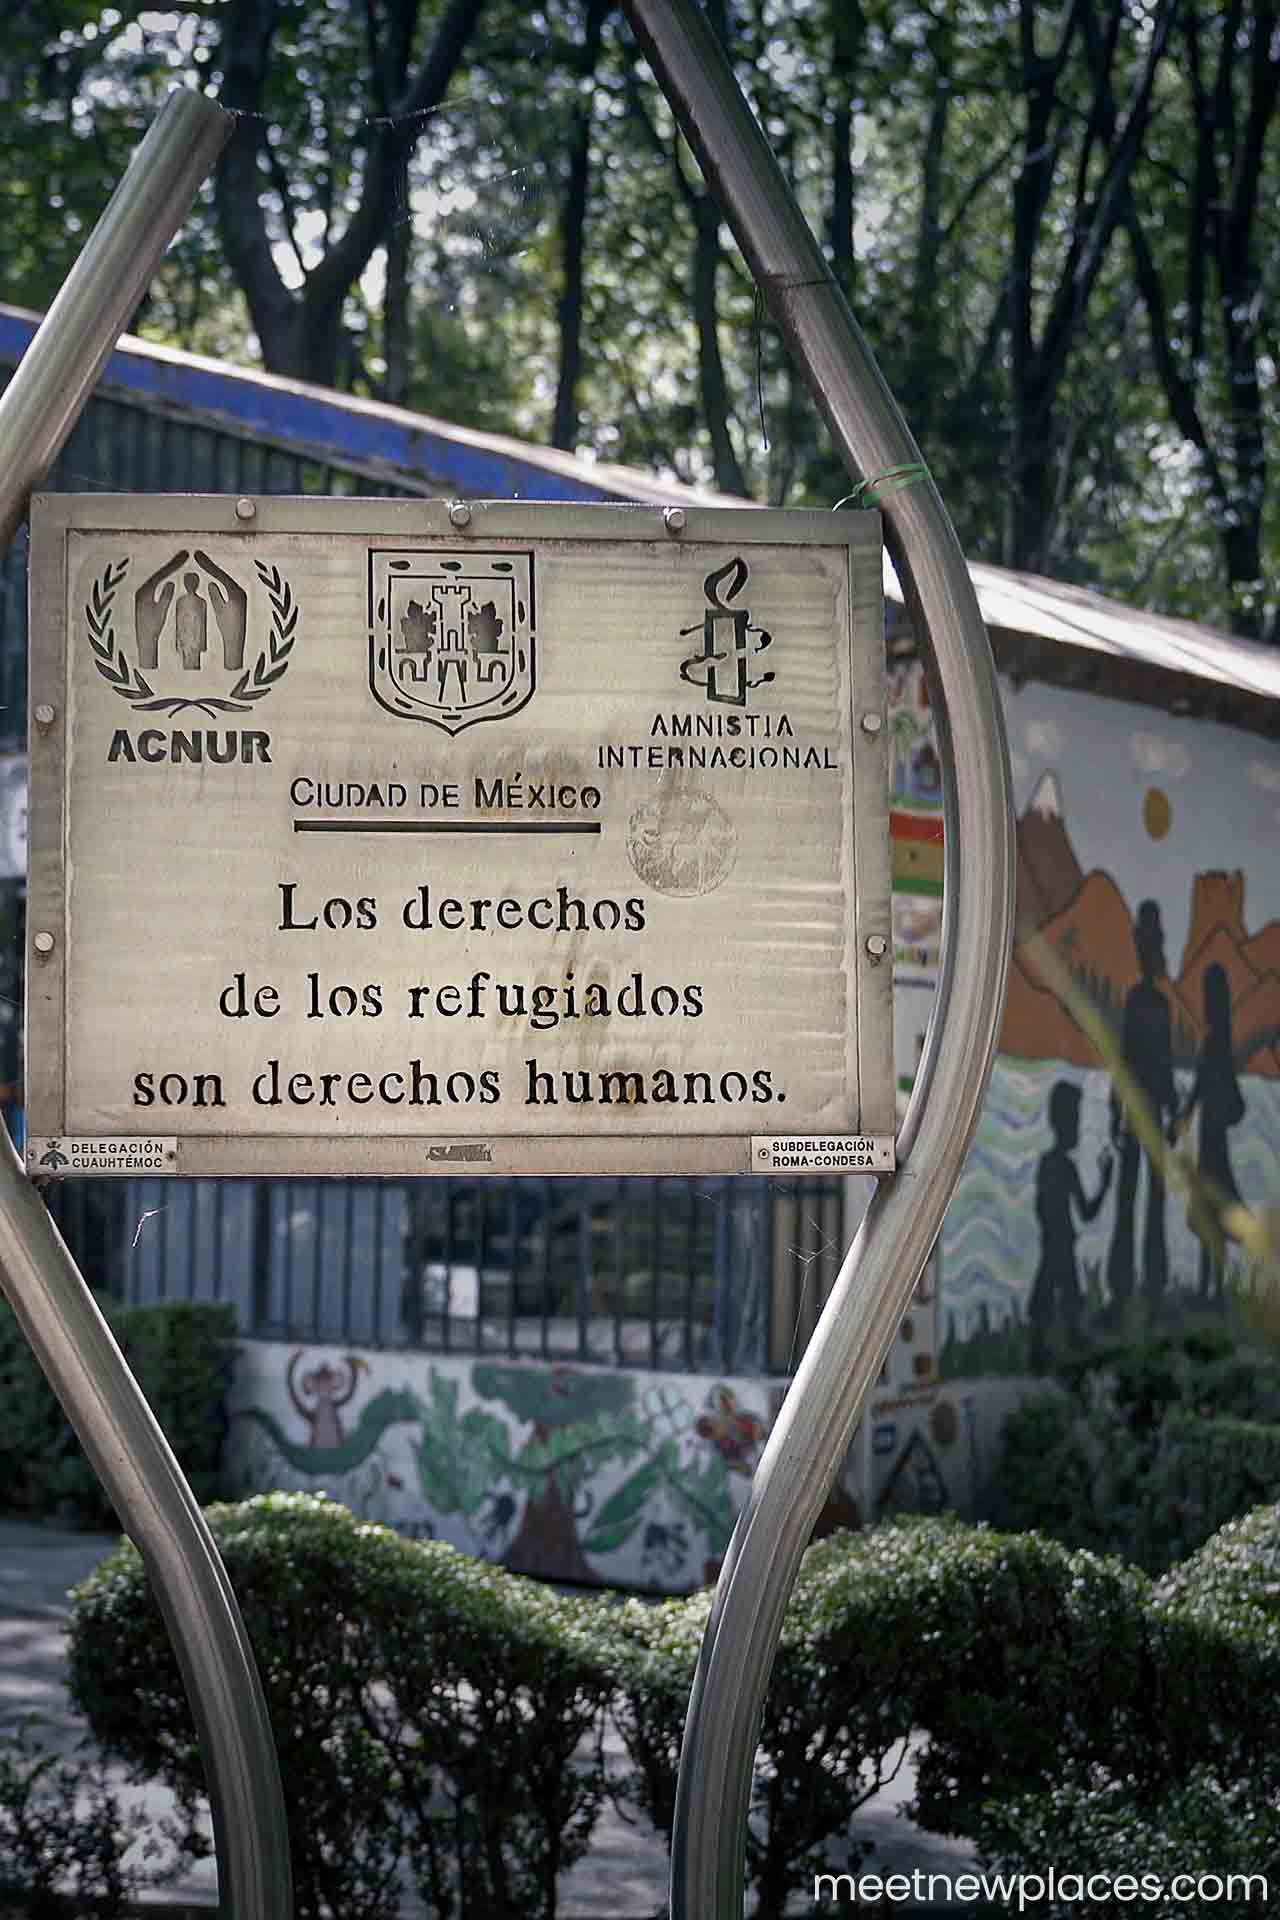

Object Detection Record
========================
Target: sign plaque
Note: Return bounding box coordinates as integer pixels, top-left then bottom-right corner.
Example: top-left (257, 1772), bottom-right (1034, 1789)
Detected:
top-left (26, 498), bottom-right (893, 1177)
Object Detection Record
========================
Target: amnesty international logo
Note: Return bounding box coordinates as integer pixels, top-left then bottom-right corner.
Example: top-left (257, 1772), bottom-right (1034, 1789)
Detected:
top-left (679, 555), bottom-right (774, 709)
top-left (368, 549), bottom-right (535, 735)
top-left (84, 550), bottom-right (296, 718)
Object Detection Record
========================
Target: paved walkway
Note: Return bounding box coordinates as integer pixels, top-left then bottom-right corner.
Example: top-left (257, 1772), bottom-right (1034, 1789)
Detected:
top-left (0, 1517), bottom-right (978, 1915)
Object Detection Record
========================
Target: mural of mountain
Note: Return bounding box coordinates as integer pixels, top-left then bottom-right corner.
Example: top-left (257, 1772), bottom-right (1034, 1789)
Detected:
top-left (1234, 974), bottom-right (1280, 1077)
top-left (1027, 869), bottom-right (1140, 1008)
top-left (1243, 924), bottom-right (1280, 978)
top-left (1181, 871), bottom-right (1248, 967)
top-left (1015, 772), bottom-right (1085, 931)
top-left (1002, 778), bottom-right (1280, 1079)
top-left (1180, 920), bottom-right (1260, 1017)
top-left (1001, 952), bottom-right (1102, 1068)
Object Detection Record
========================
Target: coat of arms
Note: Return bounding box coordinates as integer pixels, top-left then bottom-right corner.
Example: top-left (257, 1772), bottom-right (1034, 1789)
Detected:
top-left (368, 549), bottom-right (535, 734)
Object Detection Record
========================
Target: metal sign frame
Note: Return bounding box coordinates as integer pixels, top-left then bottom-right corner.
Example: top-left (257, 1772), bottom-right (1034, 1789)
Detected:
top-left (0, 92), bottom-right (293, 1920)
top-left (617, 6), bottom-right (1016, 1918)
top-left (25, 495), bottom-right (894, 1180)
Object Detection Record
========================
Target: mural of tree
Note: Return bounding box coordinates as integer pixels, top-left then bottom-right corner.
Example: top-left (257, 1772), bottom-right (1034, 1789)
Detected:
top-left (472, 1364), bottom-right (648, 1581)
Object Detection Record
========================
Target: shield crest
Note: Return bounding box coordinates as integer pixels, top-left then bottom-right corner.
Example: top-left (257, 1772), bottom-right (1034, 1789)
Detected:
top-left (368, 548), bottom-right (535, 734)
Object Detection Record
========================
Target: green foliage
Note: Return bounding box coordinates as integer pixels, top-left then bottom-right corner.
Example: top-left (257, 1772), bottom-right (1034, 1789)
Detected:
top-left (68, 1492), bottom-right (615, 1920)
top-left (610, 1520), bottom-right (1147, 1920)
top-left (970, 1507), bottom-right (1280, 1913)
top-left (64, 1496), bottom-right (1280, 1911)
top-left (5, 1), bottom-right (1278, 633)
top-left (985, 1333), bottom-right (1280, 1571)
top-left (969, 1771), bottom-right (1280, 1920)
top-left (0, 1297), bottom-right (234, 1527)
top-left (0, 1715), bottom-right (195, 1917)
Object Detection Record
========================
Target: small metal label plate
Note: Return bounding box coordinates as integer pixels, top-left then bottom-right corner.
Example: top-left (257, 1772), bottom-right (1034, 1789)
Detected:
top-left (27, 1136), bottom-right (177, 1176)
top-left (26, 498), bottom-right (893, 1178)
top-left (751, 1135), bottom-right (895, 1173)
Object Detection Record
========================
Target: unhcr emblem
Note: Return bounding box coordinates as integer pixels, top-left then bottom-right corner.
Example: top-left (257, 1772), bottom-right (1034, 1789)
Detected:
top-left (84, 550), bottom-right (295, 718)
top-left (368, 549), bottom-right (536, 735)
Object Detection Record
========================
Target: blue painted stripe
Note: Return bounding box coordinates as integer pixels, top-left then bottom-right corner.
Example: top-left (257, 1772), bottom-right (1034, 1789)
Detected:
top-left (0, 308), bottom-right (623, 503)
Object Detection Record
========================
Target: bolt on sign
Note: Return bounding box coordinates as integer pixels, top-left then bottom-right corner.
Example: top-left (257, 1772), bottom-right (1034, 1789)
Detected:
top-left (24, 498), bottom-right (894, 1179)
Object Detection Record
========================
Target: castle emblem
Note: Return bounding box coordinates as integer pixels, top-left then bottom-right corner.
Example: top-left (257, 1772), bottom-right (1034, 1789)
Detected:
top-left (368, 549), bottom-right (535, 734)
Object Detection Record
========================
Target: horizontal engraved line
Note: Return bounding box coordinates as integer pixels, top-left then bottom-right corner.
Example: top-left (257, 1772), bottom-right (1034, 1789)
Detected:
top-left (292, 819), bottom-right (602, 836)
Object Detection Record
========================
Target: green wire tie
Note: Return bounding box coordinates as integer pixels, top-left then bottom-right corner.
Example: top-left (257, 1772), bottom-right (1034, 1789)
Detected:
top-left (832, 463), bottom-right (931, 510)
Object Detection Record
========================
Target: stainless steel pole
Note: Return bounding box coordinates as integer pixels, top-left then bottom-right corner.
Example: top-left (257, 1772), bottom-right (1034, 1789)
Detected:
top-left (0, 92), bottom-right (293, 1919)
top-left (620, 6), bottom-right (1016, 1917)
top-left (0, 92), bottom-right (232, 549)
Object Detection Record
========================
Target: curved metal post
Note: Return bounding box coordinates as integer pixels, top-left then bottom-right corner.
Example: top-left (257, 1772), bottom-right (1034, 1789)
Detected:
top-left (620, 6), bottom-right (1016, 1916)
top-left (0, 92), bottom-right (292, 1920)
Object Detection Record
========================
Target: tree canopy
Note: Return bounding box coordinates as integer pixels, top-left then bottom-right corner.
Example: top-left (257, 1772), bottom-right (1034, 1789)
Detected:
top-left (4, 0), bottom-right (1278, 641)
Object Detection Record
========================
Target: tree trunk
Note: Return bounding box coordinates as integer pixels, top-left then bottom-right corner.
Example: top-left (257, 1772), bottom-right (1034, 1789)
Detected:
top-left (692, 193), bottom-right (747, 496)
top-left (504, 1470), bottom-right (593, 1582)
top-left (826, 0), bottom-right (862, 302)
top-left (552, 0), bottom-right (607, 450)
top-left (212, 0), bottom-right (484, 389)
top-left (384, 172), bottom-right (412, 406)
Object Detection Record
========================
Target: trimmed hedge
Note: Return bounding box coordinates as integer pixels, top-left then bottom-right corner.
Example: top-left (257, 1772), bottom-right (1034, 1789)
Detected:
top-left (0, 1296), bottom-right (234, 1527)
top-left (66, 1495), bottom-right (1280, 1915)
top-left (986, 1332), bottom-right (1280, 1572)
top-left (69, 1493), bottom-right (614, 1920)
top-left (0, 1715), bottom-right (191, 1917)
top-left (610, 1518), bottom-right (1150, 1917)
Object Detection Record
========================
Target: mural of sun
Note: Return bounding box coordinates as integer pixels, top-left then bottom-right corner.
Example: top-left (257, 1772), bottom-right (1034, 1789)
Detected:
top-left (1143, 787), bottom-right (1171, 839)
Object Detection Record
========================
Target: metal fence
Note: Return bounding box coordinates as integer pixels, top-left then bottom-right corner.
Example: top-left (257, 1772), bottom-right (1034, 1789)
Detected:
top-left (4, 361), bottom-right (848, 1377)
top-left (40, 1170), bottom-right (846, 1375)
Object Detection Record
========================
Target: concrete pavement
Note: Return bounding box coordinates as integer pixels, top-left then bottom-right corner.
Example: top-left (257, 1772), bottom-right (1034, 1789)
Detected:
top-left (0, 1516), bottom-right (979, 1916)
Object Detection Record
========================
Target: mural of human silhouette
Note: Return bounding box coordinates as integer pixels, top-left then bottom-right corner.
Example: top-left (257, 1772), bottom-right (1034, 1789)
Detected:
top-left (1181, 960), bottom-right (1246, 1303)
top-left (1028, 1080), bottom-right (1113, 1371)
top-left (1106, 899), bottom-right (1179, 1315)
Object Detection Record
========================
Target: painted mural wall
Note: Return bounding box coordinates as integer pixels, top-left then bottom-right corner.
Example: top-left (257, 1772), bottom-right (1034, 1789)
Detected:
top-left (225, 1336), bottom-right (1012, 1589)
top-left (226, 1342), bottom-right (778, 1591)
top-left (223, 664), bottom-right (1280, 1587)
top-left (905, 675), bottom-right (1280, 1376)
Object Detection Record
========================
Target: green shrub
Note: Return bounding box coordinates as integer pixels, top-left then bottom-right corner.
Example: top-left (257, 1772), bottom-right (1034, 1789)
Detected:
top-left (0, 1716), bottom-right (197, 1917)
top-left (68, 1492), bottom-right (615, 1920)
top-left (964, 1504), bottom-right (1280, 1903)
top-left (65, 1497), bottom-right (1280, 1913)
top-left (985, 1333), bottom-right (1280, 1572)
top-left (969, 1770), bottom-right (1279, 1919)
top-left (1148, 1503), bottom-right (1280, 1798)
top-left (0, 1297), bottom-right (235, 1527)
top-left (610, 1520), bottom-right (1147, 1919)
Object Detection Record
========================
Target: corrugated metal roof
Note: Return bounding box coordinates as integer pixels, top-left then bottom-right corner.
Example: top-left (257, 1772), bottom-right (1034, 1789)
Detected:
top-left (3, 303), bottom-right (1275, 737)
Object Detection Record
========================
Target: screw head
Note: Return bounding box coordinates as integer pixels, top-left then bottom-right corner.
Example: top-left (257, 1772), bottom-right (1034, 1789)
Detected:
top-left (33, 704), bottom-right (56, 730)
top-left (234, 497), bottom-right (256, 520)
top-left (860, 711), bottom-right (883, 736)
top-left (33, 931), bottom-right (55, 956)
top-left (449, 500), bottom-right (472, 529)
top-left (663, 506), bottom-right (687, 536)
top-left (865, 934), bottom-right (888, 962)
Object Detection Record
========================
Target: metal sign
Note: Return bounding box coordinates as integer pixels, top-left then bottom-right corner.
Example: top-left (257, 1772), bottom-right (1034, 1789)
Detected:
top-left (26, 496), bottom-right (893, 1179)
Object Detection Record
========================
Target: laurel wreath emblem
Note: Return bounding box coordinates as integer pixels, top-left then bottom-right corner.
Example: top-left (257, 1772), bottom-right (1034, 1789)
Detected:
top-left (85, 558), bottom-right (297, 718)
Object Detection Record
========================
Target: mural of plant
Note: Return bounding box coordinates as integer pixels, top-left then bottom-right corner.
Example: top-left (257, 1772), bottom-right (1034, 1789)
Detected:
top-left (472, 1365), bottom-right (648, 1581)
